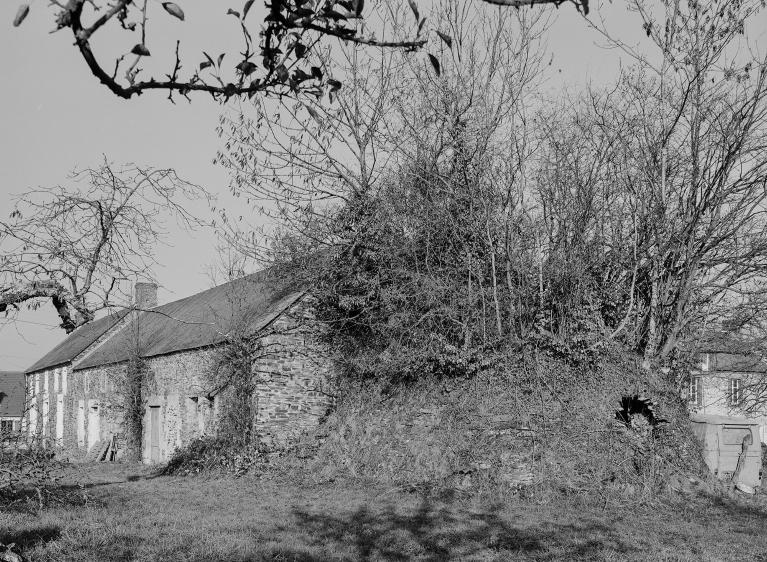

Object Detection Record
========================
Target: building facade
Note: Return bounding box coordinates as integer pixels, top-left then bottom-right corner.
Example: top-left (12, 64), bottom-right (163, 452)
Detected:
top-left (23, 272), bottom-right (334, 463)
top-left (689, 350), bottom-right (767, 444)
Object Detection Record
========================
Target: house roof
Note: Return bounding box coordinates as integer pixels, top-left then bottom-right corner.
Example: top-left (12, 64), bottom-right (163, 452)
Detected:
top-left (693, 331), bottom-right (767, 373)
top-left (74, 269), bottom-right (304, 370)
top-left (696, 331), bottom-right (756, 355)
top-left (0, 371), bottom-right (26, 418)
top-left (708, 353), bottom-right (767, 374)
top-left (26, 310), bottom-right (130, 374)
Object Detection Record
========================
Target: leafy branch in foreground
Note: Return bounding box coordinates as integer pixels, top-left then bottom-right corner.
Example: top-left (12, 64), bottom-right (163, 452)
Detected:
top-left (11, 0), bottom-right (585, 101)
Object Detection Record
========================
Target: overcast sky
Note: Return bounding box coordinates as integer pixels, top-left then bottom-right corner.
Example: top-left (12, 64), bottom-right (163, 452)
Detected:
top-left (1, 1), bottom-right (765, 370)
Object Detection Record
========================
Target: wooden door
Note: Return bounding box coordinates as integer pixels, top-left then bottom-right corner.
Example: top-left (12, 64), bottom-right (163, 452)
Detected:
top-left (76, 401), bottom-right (85, 448)
top-left (87, 401), bottom-right (100, 451)
top-left (149, 406), bottom-right (161, 463)
top-left (55, 394), bottom-right (64, 443)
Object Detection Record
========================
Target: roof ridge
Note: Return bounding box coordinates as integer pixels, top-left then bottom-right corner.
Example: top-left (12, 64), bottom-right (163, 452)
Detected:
top-left (72, 272), bottom-right (304, 371)
top-left (139, 268), bottom-right (273, 314)
top-left (25, 308), bottom-right (131, 374)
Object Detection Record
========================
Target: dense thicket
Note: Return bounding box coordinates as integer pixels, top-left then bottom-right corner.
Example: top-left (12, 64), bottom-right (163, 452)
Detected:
top-left (218, 0), bottom-right (767, 386)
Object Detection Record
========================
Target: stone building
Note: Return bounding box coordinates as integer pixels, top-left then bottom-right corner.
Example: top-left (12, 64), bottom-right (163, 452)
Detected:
top-left (24, 310), bottom-right (130, 448)
top-left (23, 271), bottom-right (335, 463)
top-left (689, 334), bottom-right (767, 444)
top-left (0, 371), bottom-right (26, 435)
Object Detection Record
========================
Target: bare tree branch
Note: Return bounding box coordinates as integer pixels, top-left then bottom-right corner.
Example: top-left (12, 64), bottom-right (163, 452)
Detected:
top-left (0, 158), bottom-right (211, 332)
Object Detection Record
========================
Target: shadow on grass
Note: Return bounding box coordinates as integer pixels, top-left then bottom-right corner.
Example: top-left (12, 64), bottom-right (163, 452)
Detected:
top-left (0, 526), bottom-right (61, 550)
top-left (678, 487), bottom-right (767, 522)
top-left (218, 498), bottom-right (640, 561)
top-left (0, 485), bottom-right (92, 516)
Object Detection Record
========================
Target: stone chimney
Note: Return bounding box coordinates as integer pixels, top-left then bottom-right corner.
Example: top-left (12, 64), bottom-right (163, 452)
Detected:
top-left (134, 282), bottom-right (158, 310)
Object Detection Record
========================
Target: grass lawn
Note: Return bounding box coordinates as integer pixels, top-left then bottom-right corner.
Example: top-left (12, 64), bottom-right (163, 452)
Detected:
top-left (2, 464), bottom-right (767, 561)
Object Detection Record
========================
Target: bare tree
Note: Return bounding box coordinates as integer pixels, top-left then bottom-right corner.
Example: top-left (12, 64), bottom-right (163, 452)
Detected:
top-left (212, 0), bottom-right (554, 381)
top-left (0, 159), bottom-right (210, 332)
top-left (218, 0), bottom-right (548, 245)
top-left (605, 0), bottom-right (767, 364)
top-left (9, 0), bottom-right (586, 102)
top-left (215, 0), bottom-right (767, 376)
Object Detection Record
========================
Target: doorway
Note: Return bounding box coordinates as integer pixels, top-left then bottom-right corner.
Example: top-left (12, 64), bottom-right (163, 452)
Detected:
top-left (149, 406), bottom-right (161, 463)
top-left (87, 400), bottom-right (100, 451)
top-left (55, 394), bottom-right (64, 443)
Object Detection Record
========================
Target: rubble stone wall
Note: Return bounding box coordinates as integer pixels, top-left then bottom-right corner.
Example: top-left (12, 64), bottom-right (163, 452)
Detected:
top-left (255, 295), bottom-right (335, 444)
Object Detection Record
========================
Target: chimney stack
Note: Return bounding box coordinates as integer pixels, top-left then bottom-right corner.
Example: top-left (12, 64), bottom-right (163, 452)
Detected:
top-left (135, 282), bottom-right (158, 310)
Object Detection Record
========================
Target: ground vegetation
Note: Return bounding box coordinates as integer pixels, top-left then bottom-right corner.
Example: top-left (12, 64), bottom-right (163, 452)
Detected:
top-left (2, 463), bottom-right (767, 561)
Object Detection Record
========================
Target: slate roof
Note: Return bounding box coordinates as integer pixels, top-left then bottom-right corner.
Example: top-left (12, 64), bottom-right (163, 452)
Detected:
top-left (708, 353), bottom-right (767, 374)
top-left (694, 331), bottom-right (767, 373)
top-left (697, 331), bottom-right (756, 355)
top-left (74, 269), bottom-right (304, 370)
top-left (26, 310), bottom-right (130, 374)
top-left (0, 371), bottom-right (26, 418)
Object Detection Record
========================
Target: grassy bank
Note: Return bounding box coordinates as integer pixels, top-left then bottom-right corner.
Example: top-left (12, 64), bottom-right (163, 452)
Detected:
top-left (2, 463), bottom-right (767, 561)
top-left (307, 351), bottom-right (706, 499)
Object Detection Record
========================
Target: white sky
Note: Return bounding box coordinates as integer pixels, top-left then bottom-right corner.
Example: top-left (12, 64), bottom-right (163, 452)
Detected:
top-left (1, 0), bottom-right (765, 370)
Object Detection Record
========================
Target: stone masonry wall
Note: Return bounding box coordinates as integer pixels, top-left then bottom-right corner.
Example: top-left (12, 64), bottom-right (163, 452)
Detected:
top-left (23, 311), bottom-right (134, 459)
top-left (140, 348), bottom-right (219, 463)
top-left (66, 363), bottom-right (128, 459)
top-left (24, 365), bottom-right (69, 452)
top-left (67, 348), bottom-right (219, 462)
top-left (254, 295), bottom-right (335, 444)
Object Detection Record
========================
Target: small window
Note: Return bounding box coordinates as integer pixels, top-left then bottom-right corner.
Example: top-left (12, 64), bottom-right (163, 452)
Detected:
top-left (729, 379), bottom-right (743, 407)
top-left (0, 420), bottom-right (12, 434)
top-left (689, 376), bottom-right (703, 406)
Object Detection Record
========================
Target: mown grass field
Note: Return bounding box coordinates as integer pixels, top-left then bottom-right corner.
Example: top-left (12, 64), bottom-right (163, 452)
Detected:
top-left (2, 463), bottom-right (767, 561)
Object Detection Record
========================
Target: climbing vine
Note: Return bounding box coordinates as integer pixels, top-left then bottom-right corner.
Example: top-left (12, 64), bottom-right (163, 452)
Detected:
top-left (120, 355), bottom-right (148, 461)
top-left (208, 334), bottom-right (264, 446)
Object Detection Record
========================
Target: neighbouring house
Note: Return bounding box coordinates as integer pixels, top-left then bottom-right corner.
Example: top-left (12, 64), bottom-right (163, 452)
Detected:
top-left (689, 333), bottom-right (767, 445)
top-left (0, 371), bottom-right (25, 436)
top-left (23, 271), bottom-right (335, 463)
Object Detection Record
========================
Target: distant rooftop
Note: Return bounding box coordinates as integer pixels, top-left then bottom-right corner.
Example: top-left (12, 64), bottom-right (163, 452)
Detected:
top-left (696, 330), bottom-right (758, 355)
top-left (695, 331), bottom-right (767, 373)
top-left (0, 371), bottom-right (25, 418)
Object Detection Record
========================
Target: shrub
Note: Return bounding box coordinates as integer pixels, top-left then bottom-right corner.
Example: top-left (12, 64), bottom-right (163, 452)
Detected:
top-left (161, 436), bottom-right (267, 476)
top-left (0, 436), bottom-right (70, 512)
top-left (308, 347), bottom-right (707, 504)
